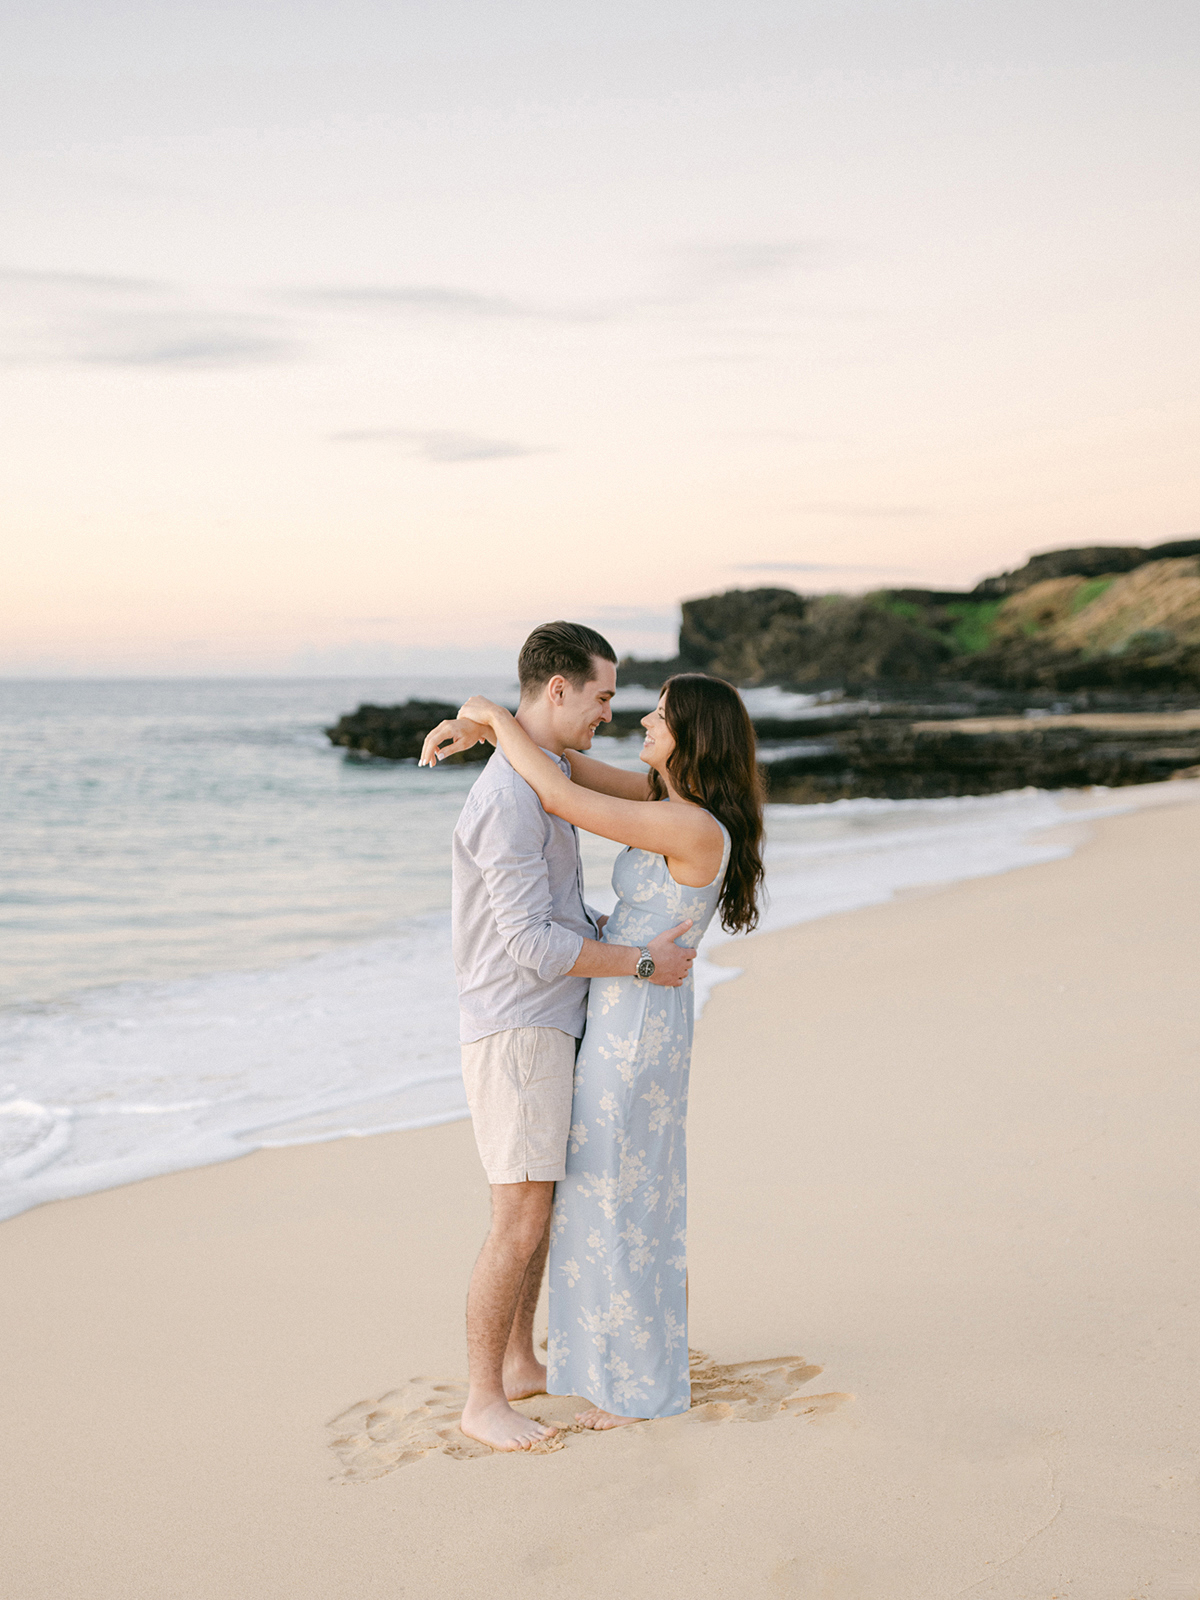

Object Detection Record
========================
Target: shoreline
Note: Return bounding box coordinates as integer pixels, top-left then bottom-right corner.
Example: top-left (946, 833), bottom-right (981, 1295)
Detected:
top-left (2, 795), bottom-right (1199, 1595)
top-left (4, 776), bottom-right (1199, 1224)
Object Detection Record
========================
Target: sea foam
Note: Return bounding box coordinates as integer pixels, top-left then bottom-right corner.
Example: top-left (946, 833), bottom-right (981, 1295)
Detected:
top-left (1, 781), bottom-right (1187, 1222)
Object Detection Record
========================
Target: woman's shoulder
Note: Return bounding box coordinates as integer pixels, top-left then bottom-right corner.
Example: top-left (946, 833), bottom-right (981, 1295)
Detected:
top-left (682, 801), bottom-right (729, 842)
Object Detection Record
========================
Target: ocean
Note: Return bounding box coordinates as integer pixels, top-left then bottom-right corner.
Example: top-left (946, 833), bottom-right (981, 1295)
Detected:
top-left (0, 676), bottom-right (1154, 1222)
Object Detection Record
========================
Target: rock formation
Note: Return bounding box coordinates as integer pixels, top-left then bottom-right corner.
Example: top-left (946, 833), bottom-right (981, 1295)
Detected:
top-left (971, 537), bottom-right (1200, 597)
top-left (325, 539), bottom-right (1200, 801)
top-left (325, 701), bottom-right (657, 762)
top-left (762, 712), bottom-right (1200, 803)
top-left (325, 701), bottom-right (492, 763)
top-left (619, 544), bottom-right (1200, 694)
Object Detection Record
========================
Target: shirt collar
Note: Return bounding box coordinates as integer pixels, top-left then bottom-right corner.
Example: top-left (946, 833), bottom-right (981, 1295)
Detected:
top-left (541, 746), bottom-right (571, 775)
top-left (494, 743), bottom-right (571, 777)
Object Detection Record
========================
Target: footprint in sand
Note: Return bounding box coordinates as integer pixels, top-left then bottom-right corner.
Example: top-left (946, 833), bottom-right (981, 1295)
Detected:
top-left (326, 1351), bottom-right (853, 1482)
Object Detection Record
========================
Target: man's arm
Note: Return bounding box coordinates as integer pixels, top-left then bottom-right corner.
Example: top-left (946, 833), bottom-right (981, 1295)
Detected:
top-left (568, 922), bottom-right (696, 987)
top-left (465, 792), bottom-right (585, 981)
top-left (464, 788), bottom-right (697, 989)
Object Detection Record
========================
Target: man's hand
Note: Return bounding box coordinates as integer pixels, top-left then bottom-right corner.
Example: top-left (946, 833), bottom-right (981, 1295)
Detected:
top-left (419, 717), bottom-right (493, 768)
top-left (646, 920), bottom-right (697, 988)
top-left (566, 919), bottom-right (697, 983)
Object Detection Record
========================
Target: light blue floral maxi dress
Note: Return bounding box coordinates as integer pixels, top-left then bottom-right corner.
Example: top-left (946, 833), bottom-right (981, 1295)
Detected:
top-left (547, 819), bottom-right (731, 1418)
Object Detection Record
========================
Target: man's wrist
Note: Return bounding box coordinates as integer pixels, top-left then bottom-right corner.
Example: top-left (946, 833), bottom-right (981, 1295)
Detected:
top-left (633, 945), bottom-right (655, 980)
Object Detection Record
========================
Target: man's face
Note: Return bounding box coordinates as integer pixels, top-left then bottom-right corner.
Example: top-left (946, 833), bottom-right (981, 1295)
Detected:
top-left (553, 657), bottom-right (616, 750)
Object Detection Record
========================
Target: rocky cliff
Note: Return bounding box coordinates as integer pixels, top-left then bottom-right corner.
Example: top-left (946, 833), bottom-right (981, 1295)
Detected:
top-left (325, 538), bottom-right (1200, 801)
top-left (620, 541), bottom-right (1200, 694)
top-left (971, 537), bottom-right (1200, 597)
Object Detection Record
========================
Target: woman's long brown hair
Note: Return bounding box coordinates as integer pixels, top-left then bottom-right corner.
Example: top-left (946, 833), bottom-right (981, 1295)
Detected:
top-left (646, 673), bottom-right (765, 935)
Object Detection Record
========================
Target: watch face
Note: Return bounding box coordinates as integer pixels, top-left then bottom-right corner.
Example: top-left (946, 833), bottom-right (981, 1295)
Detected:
top-left (636, 956), bottom-right (655, 978)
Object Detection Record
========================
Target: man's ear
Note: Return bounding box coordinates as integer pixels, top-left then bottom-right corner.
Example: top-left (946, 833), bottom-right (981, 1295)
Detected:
top-left (546, 674), bottom-right (568, 705)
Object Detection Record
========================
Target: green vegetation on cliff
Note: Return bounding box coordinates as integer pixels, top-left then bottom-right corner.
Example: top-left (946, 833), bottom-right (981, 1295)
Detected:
top-left (619, 541), bottom-right (1200, 694)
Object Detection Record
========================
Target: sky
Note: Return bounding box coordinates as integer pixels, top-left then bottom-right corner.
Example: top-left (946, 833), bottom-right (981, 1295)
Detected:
top-left (2, 0), bottom-right (1198, 676)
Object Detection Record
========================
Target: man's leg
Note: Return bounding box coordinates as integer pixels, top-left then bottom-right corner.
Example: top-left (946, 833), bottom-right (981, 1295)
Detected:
top-left (503, 1207), bottom-right (552, 1400)
top-left (460, 1180), bottom-right (558, 1451)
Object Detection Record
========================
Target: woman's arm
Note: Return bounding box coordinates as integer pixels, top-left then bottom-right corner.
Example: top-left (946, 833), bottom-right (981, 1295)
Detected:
top-left (456, 699), bottom-right (722, 875)
top-left (562, 747), bottom-right (651, 801)
top-left (418, 715), bottom-right (649, 801)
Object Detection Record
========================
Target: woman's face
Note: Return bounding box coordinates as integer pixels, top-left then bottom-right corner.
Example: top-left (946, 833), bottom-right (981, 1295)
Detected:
top-left (639, 695), bottom-right (676, 772)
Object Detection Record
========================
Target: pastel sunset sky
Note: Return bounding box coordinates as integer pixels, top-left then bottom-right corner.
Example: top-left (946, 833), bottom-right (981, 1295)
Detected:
top-left (3, 0), bottom-right (1197, 675)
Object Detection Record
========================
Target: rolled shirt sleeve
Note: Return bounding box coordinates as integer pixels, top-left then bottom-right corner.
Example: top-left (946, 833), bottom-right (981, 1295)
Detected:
top-left (470, 799), bottom-right (585, 980)
top-left (451, 748), bottom-right (598, 1043)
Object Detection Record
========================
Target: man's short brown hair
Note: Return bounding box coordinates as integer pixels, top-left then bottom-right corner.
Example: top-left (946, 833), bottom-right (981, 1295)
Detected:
top-left (518, 621), bottom-right (617, 698)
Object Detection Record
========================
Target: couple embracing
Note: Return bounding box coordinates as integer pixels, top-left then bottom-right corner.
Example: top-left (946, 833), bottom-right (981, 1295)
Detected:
top-left (421, 620), bottom-right (764, 1451)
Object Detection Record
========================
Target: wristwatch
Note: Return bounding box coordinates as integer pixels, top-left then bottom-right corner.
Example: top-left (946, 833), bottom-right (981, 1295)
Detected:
top-left (635, 947), bottom-right (656, 980)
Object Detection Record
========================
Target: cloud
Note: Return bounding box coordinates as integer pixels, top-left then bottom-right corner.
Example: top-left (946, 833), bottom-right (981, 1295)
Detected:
top-left (294, 282), bottom-right (607, 325)
top-left (0, 268), bottom-right (299, 368)
top-left (540, 606), bottom-right (680, 658)
top-left (672, 239), bottom-right (836, 289)
top-left (330, 429), bottom-right (543, 462)
top-left (296, 284), bottom-right (539, 318)
top-left (0, 267), bottom-right (166, 294)
top-left (577, 606), bottom-right (681, 632)
top-left (0, 234), bottom-right (843, 372)
top-left (732, 561), bottom-right (920, 574)
top-left (75, 313), bottom-right (296, 367)
top-left (290, 641), bottom-right (517, 676)
top-left (292, 237), bottom-right (840, 329)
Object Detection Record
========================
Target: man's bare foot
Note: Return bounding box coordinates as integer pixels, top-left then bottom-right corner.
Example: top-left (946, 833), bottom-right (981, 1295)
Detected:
top-left (460, 1397), bottom-right (558, 1452)
top-left (502, 1358), bottom-right (548, 1401)
top-left (575, 1406), bottom-right (646, 1430)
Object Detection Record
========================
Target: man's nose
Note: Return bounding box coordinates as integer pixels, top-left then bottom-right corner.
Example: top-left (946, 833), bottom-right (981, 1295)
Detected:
top-left (601, 703), bottom-right (613, 722)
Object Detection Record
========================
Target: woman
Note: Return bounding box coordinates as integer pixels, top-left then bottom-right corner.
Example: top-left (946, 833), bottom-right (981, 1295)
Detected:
top-left (453, 673), bottom-right (765, 1429)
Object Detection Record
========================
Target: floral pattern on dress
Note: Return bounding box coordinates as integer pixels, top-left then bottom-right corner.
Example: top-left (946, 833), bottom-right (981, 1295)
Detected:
top-left (546, 817), bottom-right (730, 1418)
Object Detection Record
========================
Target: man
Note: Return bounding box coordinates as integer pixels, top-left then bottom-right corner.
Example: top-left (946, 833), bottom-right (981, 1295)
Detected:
top-left (425, 621), bottom-right (696, 1451)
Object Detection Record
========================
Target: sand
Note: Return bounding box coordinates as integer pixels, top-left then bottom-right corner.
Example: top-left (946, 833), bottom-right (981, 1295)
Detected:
top-left (2, 792), bottom-right (1199, 1599)
top-left (912, 709), bottom-right (1200, 733)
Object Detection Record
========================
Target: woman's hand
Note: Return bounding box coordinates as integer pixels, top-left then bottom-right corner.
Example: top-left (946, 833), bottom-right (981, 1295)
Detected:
top-left (418, 716), bottom-right (492, 767)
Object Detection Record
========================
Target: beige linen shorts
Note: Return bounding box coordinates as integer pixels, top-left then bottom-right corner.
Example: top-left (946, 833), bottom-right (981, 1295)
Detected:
top-left (460, 1026), bottom-right (577, 1185)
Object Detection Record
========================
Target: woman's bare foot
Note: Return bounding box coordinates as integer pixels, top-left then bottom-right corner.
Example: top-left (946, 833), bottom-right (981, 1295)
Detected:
top-left (503, 1357), bottom-right (548, 1401)
top-left (460, 1396), bottom-right (558, 1452)
top-left (575, 1406), bottom-right (646, 1430)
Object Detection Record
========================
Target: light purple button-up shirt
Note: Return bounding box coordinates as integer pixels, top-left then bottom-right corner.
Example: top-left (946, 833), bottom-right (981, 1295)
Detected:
top-left (452, 746), bottom-right (600, 1044)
